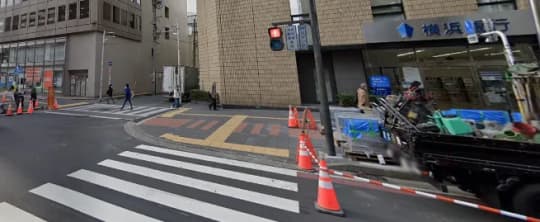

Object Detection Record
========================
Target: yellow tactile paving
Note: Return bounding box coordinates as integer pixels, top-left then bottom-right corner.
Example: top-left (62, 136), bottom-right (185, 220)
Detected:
top-left (58, 102), bottom-right (89, 109)
top-left (205, 115), bottom-right (247, 143)
top-left (174, 112), bottom-right (287, 121)
top-left (160, 108), bottom-right (192, 118)
top-left (160, 133), bottom-right (211, 146)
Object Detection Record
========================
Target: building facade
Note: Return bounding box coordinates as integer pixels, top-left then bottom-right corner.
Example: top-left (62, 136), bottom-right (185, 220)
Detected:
top-left (0, 0), bottom-right (188, 97)
top-left (198, 0), bottom-right (539, 109)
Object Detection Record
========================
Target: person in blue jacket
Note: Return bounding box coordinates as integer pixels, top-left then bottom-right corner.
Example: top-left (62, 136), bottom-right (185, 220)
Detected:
top-left (120, 83), bottom-right (133, 110)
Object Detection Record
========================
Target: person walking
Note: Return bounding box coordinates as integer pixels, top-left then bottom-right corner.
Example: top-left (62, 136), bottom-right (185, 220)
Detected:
top-left (106, 84), bottom-right (115, 104)
top-left (120, 83), bottom-right (133, 110)
top-left (357, 83), bottom-right (369, 113)
top-left (208, 82), bottom-right (218, 111)
top-left (173, 88), bottom-right (181, 108)
top-left (30, 86), bottom-right (37, 108)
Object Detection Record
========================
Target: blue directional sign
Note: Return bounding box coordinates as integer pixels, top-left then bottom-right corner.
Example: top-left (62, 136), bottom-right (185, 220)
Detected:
top-left (14, 65), bottom-right (24, 74)
top-left (464, 19), bottom-right (476, 35)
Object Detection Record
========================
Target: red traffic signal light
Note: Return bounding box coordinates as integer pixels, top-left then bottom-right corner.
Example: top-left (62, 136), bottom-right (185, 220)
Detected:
top-left (268, 27), bottom-right (282, 39)
top-left (268, 27), bottom-right (284, 51)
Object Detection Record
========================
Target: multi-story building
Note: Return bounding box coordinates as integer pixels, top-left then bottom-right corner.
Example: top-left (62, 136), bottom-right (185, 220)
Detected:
top-left (0, 0), bottom-right (188, 97)
top-left (198, 0), bottom-right (539, 109)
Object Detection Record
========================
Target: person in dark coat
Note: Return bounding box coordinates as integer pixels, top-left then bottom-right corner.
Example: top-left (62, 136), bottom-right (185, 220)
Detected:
top-left (208, 82), bottom-right (218, 111)
top-left (30, 86), bottom-right (37, 108)
top-left (120, 83), bottom-right (133, 110)
top-left (106, 84), bottom-right (115, 104)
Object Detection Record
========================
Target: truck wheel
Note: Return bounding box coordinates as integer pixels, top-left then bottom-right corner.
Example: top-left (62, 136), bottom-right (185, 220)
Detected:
top-left (512, 184), bottom-right (540, 218)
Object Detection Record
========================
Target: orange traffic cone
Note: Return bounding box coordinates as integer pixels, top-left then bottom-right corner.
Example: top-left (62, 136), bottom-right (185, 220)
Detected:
top-left (26, 101), bottom-right (34, 114)
top-left (304, 132), bottom-right (318, 159)
top-left (16, 102), bottom-right (23, 115)
top-left (288, 105), bottom-right (299, 128)
top-left (305, 109), bottom-right (318, 130)
top-left (53, 99), bottom-right (59, 110)
top-left (296, 132), bottom-right (318, 162)
top-left (297, 140), bottom-right (313, 171)
top-left (315, 159), bottom-right (344, 216)
top-left (5, 103), bottom-right (14, 116)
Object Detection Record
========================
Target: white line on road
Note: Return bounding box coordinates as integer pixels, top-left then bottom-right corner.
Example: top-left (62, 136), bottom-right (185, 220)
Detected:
top-left (119, 151), bottom-right (298, 192)
top-left (68, 169), bottom-right (276, 222)
top-left (135, 145), bottom-right (298, 177)
top-left (141, 108), bottom-right (170, 117)
top-left (29, 183), bottom-right (160, 222)
top-left (88, 115), bottom-right (123, 120)
top-left (111, 106), bottom-right (148, 114)
top-left (0, 202), bottom-right (46, 222)
top-left (98, 160), bottom-right (300, 213)
top-left (42, 111), bottom-right (86, 117)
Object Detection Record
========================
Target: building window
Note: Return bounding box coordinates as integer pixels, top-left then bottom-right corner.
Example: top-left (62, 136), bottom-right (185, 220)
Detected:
top-left (29, 12), bottom-right (36, 27)
top-left (164, 6), bottom-right (169, 18)
top-left (68, 3), bottom-right (77, 20)
top-left (164, 27), bottom-right (170, 39)
top-left (47, 7), bottom-right (55, 24)
top-left (103, 2), bottom-right (111, 21)
top-left (121, 9), bottom-right (128, 26)
top-left (38, 9), bottom-right (46, 26)
top-left (371, 0), bottom-right (405, 22)
top-left (113, 6), bottom-right (120, 24)
top-left (477, 0), bottom-right (516, 12)
top-left (80, 0), bottom-right (89, 19)
top-left (20, 13), bottom-right (27, 29)
top-left (12, 15), bottom-right (18, 30)
top-left (129, 13), bottom-right (135, 28)
top-left (58, 5), bottom-right (66, 22)
top-left (4, 17), bottom-right (11, 32)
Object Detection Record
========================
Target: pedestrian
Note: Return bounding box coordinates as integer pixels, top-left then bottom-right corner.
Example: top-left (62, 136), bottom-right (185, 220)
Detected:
top-left (106, 84), bottom-right (115, 104)
top-left (14, 88), bottom-right (24, 110)
top-left (208, 82), bottom-right (218, 111)
top-left (173, 87), bottom-right (181, 108)
top-left (120, 83), bottom-right (133, 110)
top-left (357, 83), bottom-right (369, 113)
top-left (30, 86), bottom-right (37, 108)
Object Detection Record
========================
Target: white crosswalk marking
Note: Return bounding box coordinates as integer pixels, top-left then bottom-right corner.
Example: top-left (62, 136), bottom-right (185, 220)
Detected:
top-left (0, 202), bottom-right (46, 222)
top-left (59, 104), bottom-right (169, 118)
top-left (30, 183), bottom-right (160, 222)
top-left (98, 159), bottom-right (300, 213)
top-left (69, 169), bottom-right (277, 222)
top-left (5, 144), bottom-right (299, 221)
top-left (119, 151), bottom-right (298, 191)
top-left (135, 144), bottom-right (298, 176)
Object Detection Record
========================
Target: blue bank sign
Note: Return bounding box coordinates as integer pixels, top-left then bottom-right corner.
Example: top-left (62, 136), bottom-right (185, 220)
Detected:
top-left (364, 10), bottom-right (535, 43)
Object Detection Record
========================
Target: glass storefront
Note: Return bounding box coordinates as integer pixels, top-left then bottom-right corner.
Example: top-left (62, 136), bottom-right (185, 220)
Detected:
top-left (0, 37), bottom-right (65, 94)
top-left (363, 43), bottom-right (538, 110)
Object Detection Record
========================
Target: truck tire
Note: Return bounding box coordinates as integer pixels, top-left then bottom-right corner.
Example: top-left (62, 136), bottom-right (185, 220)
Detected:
top-left (512, 184), bottom-right (540, 218)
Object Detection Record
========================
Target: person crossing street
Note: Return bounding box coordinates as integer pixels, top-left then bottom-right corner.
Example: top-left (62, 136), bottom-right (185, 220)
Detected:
top-left (120, 83), bottom-right (133, 110)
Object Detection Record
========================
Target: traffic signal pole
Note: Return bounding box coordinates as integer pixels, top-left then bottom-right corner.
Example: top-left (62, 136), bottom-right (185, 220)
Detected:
top-left (308, 0), bottom-right (336, 156)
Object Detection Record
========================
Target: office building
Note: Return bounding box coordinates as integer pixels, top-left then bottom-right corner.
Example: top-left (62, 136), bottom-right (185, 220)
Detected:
top-left (198, 0), bottom-right (538, 109)
top-left (0, 0), bottom-right (188, 97)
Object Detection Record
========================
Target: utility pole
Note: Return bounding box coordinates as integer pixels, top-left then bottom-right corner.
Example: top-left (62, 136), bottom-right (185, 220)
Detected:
top-left (99, 30), bottom-right (106, 102)
top-left (176, 23), bottom-right (181, 93)
top-left (530, 0), bottom-right (540, 50)
top-left (308, 0), bottom-right (336, 156)
top-left (152, 0), bottom-right (159, 95)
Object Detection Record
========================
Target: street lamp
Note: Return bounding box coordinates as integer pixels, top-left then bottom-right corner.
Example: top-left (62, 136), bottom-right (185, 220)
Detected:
top-left (171, 23), bottom-right (182, 95)
top-left (99, 30), bottom-right (115, 102)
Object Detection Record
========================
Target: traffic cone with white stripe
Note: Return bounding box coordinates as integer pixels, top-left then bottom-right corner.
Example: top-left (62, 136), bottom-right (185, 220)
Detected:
top-left (5, 103), bottom-right (14, 116)
top-left (296, 131), bottom-right (318, 162)
top-left (26, 100), bottom-right (34, 114)
top-left (288, 105), bottom-right (299, 128)
top-left (16, 102), bottom-right (23, 115)
top-left (315, 159), bottom-right (344, 216)
top-left (297, 140), bottom-right (313, 171)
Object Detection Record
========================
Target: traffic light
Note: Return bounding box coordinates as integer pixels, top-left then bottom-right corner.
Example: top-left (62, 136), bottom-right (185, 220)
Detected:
top-left (268, 27), bottom-right (284, 51)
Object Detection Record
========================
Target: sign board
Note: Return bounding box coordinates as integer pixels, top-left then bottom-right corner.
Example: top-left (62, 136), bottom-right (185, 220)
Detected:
top-left (44, 70), bottom-right (54, 88)
top-left (285, 25), bottom-right (299, 51)
top-left (467, 34), bottom-right (479, 44)
top-left (298, 24), bottom-right (309, 50)
top-left (464, 19), bottom-right (476, 35)
top-left (25, 67), bottom-right (42, 85)
top-left (14, 65), bottom-right (24, 74)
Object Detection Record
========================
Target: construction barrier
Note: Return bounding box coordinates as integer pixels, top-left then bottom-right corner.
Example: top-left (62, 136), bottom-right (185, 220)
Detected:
top-left (300, 145), bottom-right (540, 222)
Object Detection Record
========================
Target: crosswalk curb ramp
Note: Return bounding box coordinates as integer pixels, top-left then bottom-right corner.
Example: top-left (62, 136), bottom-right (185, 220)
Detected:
top-left (1, 145), bottom-right (301, 221)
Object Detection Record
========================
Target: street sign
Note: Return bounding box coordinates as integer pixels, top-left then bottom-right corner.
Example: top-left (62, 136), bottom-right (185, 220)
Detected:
top-left (467, 34), bottom-right (479, 44)
top-left (285, 25), bottom-right (299, 51)
top-left (464, 19), bottom-right (476, 35)
top-left (298, 24), bottom-right (309, 50)
top-left (14, 65), bottom-right (23, 74)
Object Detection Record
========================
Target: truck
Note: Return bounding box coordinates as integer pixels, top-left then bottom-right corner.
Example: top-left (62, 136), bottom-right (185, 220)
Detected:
top-left (377, 98), bottom-right (540, 217)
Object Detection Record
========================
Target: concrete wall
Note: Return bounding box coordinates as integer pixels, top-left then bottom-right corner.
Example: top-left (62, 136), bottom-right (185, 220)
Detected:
top-left (403, 0), bottom-right (478, 19)
top-left (317, 0), bottom-right (372, 46)
top-left (197, 0), bottom-right (222, 94)
top-left (65, 32), bottom-right (98, 96)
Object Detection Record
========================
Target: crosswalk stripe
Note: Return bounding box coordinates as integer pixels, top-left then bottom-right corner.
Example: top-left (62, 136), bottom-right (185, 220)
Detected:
top-left (62, 104), bottom-right (97, 111)
top-left (139, 108), bottom-right (170, 117)
top-left (68, 169), bottom-right (276, 222)
top-left (135, 145), bottom-right (298, 177)
top-left (29, 183), bottom-right (160, 222)
top-left (119, 151), bottom-right (298, 192)
top-left (99, 160), bottom-right (300, 213)
top-left (0, 202), bottom-right (46, 222)
top-left (126, 107), bottom-right (159, 115)
top-left (111, 106), bottom-right (147, 114)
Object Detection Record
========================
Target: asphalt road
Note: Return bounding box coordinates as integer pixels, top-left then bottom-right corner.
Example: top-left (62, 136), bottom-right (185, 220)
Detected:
top-left (0, 113), bottom-right (515, 222)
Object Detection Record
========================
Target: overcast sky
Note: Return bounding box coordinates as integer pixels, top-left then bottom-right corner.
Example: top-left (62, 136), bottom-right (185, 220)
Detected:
top-left (188, 0), bottom-right (196, 13)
